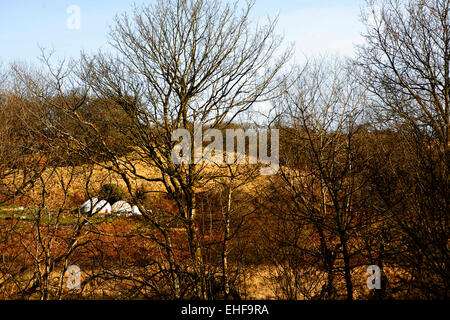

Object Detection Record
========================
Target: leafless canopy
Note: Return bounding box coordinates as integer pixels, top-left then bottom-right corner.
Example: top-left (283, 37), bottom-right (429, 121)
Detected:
top-left (356, 0), bottom-right (449, 149)
top-left (82, 0), bottom-right (291, 131)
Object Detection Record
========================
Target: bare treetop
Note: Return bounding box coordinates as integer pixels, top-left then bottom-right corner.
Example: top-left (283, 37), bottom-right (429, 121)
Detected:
top-left (83, 0), bottom-right (292, 131)
top-left (357, 0), bottom-right (449, 145)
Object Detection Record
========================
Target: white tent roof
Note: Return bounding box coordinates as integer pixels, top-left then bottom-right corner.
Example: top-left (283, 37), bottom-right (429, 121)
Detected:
top-left (93, 200), bottom-right (111, 214)
top-left (132, 205), bottom-right (142, 215)
top-left (80, 197), bottom-right (99, 213)
top-left (112, 201), bottom-right (133, 215)
top-left (80, 198), bottom-right (111, 214)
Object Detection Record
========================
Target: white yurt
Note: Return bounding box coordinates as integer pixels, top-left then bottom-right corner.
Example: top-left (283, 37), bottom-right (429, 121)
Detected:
top-left (93, 200), bottom-right (111, 214)
top-left (132, 205), bottom-right (142, 215)
top-left (112, 200), bottom-right (133, 216)
top-left (80, 198), bottom-right (99, 214)
top-left (80, 198), bottom-right (111, 214)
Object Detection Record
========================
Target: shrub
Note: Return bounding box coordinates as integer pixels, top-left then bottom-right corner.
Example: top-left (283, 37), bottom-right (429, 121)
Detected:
top-left (99, 184), bottom-right (126, 204)
top-left (135, 184), bottom-right (148, 204)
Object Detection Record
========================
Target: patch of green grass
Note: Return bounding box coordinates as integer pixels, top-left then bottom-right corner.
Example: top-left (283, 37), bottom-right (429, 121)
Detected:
top-left (0, 207), bottom-right (123, 226)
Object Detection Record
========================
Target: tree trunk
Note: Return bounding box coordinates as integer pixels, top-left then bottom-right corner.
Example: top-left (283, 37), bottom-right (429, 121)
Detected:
top-left (339, 231), bottom-right (353, 300)
top-left (222, 185), bottom-right (232, 297)
top-left (187, 188), bottom-right (206, 299)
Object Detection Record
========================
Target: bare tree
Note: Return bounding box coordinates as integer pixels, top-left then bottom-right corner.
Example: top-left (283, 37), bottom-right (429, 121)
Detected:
top-left (0, 65), bottom-right (49, 206)
top-left (64, 0), bottom-right (292, 299)
top-left (356, 0), bottom-right (450, 298)
top-left (271, 58), bottom-right (375, 300)
top-left (357, 0), bottom-right (449, 156)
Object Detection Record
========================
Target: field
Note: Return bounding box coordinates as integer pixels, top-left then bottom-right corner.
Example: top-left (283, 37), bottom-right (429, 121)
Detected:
top-left (1, 0), bottom-right (448, 301)
top-left (0, 161), bottom-right (416, 300)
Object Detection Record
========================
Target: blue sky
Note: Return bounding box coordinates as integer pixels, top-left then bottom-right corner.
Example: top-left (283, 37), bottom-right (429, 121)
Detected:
top-left (0, 0), bottom-right (368, 65)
